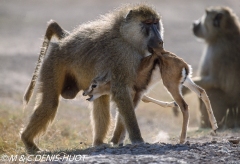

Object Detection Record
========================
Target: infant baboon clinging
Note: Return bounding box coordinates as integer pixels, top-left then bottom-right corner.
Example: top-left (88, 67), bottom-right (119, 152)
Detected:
top-left (83, 49), bottom-right (218, 145)
top-left (22, 4), bottom-right (164, 153)
top-left (190, 6), bottom-right (240, 128)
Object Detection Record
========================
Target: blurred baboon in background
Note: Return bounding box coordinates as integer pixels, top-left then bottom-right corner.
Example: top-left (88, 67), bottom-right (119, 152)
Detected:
top-left (22, 4), bottom-right (164, 153)
top-left (191, 6), bottom-right (240, 128)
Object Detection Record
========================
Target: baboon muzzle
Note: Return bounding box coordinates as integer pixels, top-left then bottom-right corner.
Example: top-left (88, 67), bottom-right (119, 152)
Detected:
top-left (148, 25), bottom-right (163, 53)
top-left (193, 20), bottom-right (201, 36)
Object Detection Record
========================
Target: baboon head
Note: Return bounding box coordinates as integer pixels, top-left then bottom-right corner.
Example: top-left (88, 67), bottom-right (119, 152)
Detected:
top-left (193, 6), bottom-right (240, 42)
top-left (121, 5), bottom-right (164, 54)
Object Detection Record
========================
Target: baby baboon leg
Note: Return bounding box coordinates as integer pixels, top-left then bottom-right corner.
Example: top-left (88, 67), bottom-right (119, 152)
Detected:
top-left (165, 83), bottom-right (189, 144)
top-left (21, 86), bottom-right (60, 153)
top-left (91, 95), bottom-right (110, 146)
top-left (110, 112), bottom-right (126, 145)
top-left (142, 95), bottom-right (177, 108)
top-left (183, 77), bottom-right (218, 131)
top-left (112, 85), bottom-right (143, 144)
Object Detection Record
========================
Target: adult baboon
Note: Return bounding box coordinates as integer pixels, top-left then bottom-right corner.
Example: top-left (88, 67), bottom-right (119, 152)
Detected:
top-left (191, 6), bottom-right (240, 128)
top-left (22, 4), bottom-right (164, 153)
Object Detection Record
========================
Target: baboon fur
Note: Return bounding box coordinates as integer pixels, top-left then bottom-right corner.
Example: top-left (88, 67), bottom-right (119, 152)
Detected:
top-left (22, 4), bottom-right (164, 153)
top-left (191, 6), bottom-right (240, 128)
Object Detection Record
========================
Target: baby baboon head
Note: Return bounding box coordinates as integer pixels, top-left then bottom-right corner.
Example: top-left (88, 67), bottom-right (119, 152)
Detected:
top-left (193, 6), bottom-right (240, 42)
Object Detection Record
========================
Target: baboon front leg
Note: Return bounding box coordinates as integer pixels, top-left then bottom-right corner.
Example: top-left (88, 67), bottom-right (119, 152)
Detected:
top-left (21, 85), bottom-right (60, 153)
top-left (110, 91), bottom-right (143, 146)
top-left (165, 84), bottom-right (189, 144)
top-left (111, 85), bottom-right (143, 144)
top-left (92, 95), bottom-right (110, 146)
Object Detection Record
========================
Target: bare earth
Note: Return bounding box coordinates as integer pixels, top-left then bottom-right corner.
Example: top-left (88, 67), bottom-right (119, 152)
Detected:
top-left (0, 0), bottom-right (240, 163)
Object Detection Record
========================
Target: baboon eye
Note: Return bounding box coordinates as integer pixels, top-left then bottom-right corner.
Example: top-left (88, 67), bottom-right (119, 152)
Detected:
top-left (153, 20), bottom-right (159, 25)
top-left (143, 20), bottom-right (153, 25)
top-left (213, 13), bottom-right (223, 27)
top-left (143, 19), bottom-right (159, 25)
top-left (92, 84), bottom-right (97, 88)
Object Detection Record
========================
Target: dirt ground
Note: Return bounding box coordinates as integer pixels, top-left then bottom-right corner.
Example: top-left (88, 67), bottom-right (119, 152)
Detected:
top-left (0, 0), bottom-right (240, 163)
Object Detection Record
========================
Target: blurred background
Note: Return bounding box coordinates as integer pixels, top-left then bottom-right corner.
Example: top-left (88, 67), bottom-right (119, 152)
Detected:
top-left (0, 0), bottom-right (240, 154)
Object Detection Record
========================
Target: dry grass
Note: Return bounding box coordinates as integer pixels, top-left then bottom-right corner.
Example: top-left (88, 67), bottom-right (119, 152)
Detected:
top-left (0, 94), bottom-right (93, 155)
top-left (0, 83), bottom-right (201, 156)
top-left (3, 0), bottom-right (239, 156)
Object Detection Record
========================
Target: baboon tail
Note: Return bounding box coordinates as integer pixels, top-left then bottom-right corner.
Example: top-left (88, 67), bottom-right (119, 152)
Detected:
top-left (23, 36), bottom-right (50, 106)
top-left (46, 20), bottom-right (70, 40)
top-left (23, 20), bottom-right (69, 106)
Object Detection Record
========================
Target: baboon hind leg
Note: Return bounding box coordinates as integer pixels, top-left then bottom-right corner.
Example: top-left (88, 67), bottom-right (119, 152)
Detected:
top-left (21, 60), bottom-right (63, 153)
top-left (110, 112), bottom-right (126, 146)
top-left (21, 82), bottom-right (61, 153)
top-left (91, 95), bottom-right (111, 146)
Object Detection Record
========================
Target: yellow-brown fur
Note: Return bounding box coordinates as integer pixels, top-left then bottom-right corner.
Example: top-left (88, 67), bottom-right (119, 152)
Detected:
top-left (191, 6), bottom-right (240, 128)
top-left (22, 4), bottom-right (164, 153)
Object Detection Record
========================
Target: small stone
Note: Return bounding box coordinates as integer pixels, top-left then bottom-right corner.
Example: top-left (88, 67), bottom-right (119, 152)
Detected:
top-left (237, 147), bottom-right (240, 151)
top-left (185, 141), bottom-right (190, 145)
top-left (211, 140), bottom-right (217, 144)
top-left (228, 138), bottom-right (240, 144)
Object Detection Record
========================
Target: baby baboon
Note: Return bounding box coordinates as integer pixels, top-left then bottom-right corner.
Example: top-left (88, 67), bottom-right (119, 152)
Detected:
top-left (191, 6), bottom-right (240, 128)
top-left (83, 49), bottom-right (218, 144)
top-left (22, 4), bottom-right (164, 153)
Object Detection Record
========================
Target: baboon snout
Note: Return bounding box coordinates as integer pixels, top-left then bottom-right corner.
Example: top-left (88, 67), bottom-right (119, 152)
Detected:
top-left (158, 39), bottom-right (164, 47)
top-left (148, 38), bottom-right (164, 53)
top-left (193, 20), bottom-right (201, 35)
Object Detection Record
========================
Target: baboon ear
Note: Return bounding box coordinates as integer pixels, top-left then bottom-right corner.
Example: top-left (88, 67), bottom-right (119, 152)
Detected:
top-left (205, 9), bottom-right (210, 15)
top-left (213, 13), bottom-right (223, 27)
top-left (125, 10), bottom-right (133, 21)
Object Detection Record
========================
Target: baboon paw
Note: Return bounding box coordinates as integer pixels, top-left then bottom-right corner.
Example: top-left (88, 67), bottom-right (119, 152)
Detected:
top-left (109, 142), bottom-right (120, 147)
top-left (26, 146), bottom-right (42, 154)
top-left (95, 143), bottom-right (112, 148)
top-left (179, 139), bottom-right (186, 144)
top-left (131, 138), bottom-right (144, 145)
